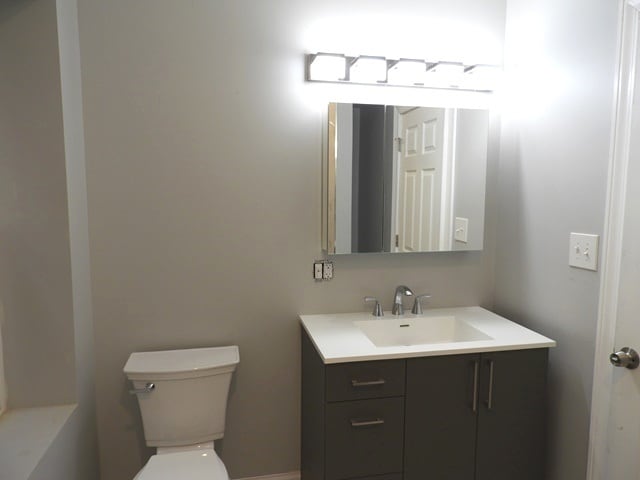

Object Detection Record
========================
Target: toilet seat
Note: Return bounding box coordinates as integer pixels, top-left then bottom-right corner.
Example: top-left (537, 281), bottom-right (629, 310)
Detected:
top-left (134, 449), bottom-right (229, 480)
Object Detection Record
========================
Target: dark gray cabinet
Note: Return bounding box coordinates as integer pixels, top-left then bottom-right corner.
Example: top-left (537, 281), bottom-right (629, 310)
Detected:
top-left (404, 353), bottom-right (480, 480)
top-left (302, 330), bottom-right (405, 480)
top-left (301, 329), bottom-right (548, 480)
top-left (474, 349), bottom-right (548, 480)
top-left (404, 349), bottom-right (548, 480)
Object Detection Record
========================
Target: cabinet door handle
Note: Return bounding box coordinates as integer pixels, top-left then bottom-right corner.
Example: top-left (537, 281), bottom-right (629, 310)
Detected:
top-left (485, 360), bottom-right (495, 410)
top-left (472, 360), bottom-right (479, 414)
top-left (351, 379), bottom-right (385, 387)
top-left (350, 418), bottom-right (385, 427)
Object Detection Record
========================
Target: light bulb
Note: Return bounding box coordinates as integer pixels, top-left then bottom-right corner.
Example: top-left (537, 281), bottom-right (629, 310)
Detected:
top-left (387, 59), bottom-right (426, 85)
top-left (349, 56), bottom-right (387, 83)
top-left (308, 53), bottom-right (346, 81)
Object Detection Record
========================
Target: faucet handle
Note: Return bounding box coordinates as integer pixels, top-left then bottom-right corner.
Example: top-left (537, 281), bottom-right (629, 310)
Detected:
top-left (364, 296), bottom-right (384, 317)
top-left (411, 294), bottom-right (431, 315)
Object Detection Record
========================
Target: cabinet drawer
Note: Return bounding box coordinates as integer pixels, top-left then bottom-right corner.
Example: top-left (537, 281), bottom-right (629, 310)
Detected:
top-left (326, 359), bottom-right (405, 401)
top-left (325, 397), bottom-right (404, 480)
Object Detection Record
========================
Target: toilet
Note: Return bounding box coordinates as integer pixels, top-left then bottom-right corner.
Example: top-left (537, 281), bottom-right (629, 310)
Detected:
top-left (124, 345), bottom-right (240, 480)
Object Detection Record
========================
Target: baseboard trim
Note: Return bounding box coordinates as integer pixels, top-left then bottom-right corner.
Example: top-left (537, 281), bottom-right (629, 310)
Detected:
top-left (234, 471), bottom-right (300, 480)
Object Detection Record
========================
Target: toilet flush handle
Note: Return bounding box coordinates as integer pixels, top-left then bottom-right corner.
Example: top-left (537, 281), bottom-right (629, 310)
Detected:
top-left (129, 382), bottom-right (156, 395)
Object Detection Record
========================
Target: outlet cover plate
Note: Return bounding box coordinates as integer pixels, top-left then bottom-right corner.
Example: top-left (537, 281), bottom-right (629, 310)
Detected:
top-left (569, 233), bottom-right (599, 271)
top-left (322, 261), bottom-right (334, 280)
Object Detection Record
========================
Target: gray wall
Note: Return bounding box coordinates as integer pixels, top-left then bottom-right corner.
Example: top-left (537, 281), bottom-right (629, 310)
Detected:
top-left (56, 0), bottom-right (100, 477)
top-left (0, 0), bottom-right (75, 409)
top-left (0, 0), bottom-right (99, 478)
top-left (76, 0), bottom-right (506, 478)
top-left (453, 109), bottom-right (490, 251)
top-left (494, 0), bottom-right (618, 478)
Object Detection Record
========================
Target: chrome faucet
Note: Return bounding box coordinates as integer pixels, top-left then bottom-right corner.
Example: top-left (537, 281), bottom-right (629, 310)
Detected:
top-left (392, 285), bottom-right (414, 315)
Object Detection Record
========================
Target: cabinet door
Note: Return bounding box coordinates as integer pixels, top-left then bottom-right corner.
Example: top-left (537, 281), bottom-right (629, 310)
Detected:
top-left (404, 354), bottom-right (480, 480)
top-left (475, 349), bottom-right (548, 480)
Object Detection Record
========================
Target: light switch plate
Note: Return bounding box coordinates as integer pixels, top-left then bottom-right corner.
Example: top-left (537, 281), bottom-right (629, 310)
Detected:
top-left (313, 261), bottom-right (323, 280)
top-left (569, 233), bottom-right (599, 271)
top-left (455, 217), bottom-right (469, 243)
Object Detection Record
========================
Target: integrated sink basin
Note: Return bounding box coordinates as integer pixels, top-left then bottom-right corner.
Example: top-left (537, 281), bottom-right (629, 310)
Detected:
top-left (354, 315), bottom-right (493, 347)
top-left (299, 307), bottom-right (556, 364)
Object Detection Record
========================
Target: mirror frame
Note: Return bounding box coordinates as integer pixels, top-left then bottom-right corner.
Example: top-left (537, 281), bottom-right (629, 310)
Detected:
top-left (322, 102), bottom-right (491, 255)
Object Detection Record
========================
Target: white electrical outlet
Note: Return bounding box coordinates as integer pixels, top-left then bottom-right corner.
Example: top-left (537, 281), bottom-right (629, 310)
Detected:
top-left (569, 233), bottom-right (599, 271)
top-left (322, 261), bottom-right (334, 280)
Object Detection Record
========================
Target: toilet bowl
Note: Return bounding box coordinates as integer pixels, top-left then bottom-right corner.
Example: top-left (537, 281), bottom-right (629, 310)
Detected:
top-left (124, 346), bottom-right (239, 480)
top-left (133, 448), bottom-right (228, 480)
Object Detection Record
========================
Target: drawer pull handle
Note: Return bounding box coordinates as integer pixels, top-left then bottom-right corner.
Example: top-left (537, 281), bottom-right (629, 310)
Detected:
top-left (350, 418), bottom-right (385, 427)
top-left (351, 379), bottom-right (385, 387)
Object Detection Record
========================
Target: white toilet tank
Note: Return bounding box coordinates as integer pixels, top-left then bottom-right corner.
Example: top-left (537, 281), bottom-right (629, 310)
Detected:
top-left (124, 346), bottom-right (239, 447)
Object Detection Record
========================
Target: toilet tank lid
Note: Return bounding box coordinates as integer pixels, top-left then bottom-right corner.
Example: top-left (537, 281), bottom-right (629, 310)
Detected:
top-left (124, 346), bottom-right (239, 376)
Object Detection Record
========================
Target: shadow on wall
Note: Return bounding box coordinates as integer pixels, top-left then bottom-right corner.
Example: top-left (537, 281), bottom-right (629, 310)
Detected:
top-left (0, 0), bottom-right (37, 25)
top-left (0, 300), bottom-right (6, 415)
top-left (493, 124), bottom-right (595, 480)
top-left (118, 382), bottom-right (153, 468)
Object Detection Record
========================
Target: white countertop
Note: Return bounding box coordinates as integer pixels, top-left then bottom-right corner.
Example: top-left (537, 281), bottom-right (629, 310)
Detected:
top-left (299, 306), bottom-right (556, 364)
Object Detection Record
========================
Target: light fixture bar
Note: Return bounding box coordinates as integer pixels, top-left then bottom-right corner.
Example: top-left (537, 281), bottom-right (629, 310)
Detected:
top-left (464, 64), bottom-right (502, 91)
top-left (308, 53), bottom-right (347, 82)
top-left (387, 59), bottom-right (427, 86)
top-left (349, 56), bottom-right (387, 83)
top-left (305, 53), bottom-right (500, 92)
top-left (425, 62), bottom-right (465, 88)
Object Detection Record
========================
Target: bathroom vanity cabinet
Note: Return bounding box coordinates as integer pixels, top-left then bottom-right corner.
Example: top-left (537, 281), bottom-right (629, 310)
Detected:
top-left (404, 348), bottom-right (548, 480)
top-left (301, 330), bottom-right (549, 480)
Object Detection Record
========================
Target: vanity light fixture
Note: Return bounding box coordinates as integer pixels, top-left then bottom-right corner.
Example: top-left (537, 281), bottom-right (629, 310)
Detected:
top-left (464, 64), bottom-right (502, 91)
top-left (387, 59), bottom-right (427, 85)
top-left (425, 61), bottom-right (465, 88)
top-left (305, 53), bottom-right (500, 92)
top-left (349, 56), bottom-right (387, 83)
top-left (308, 53), bottom-right (347, 81)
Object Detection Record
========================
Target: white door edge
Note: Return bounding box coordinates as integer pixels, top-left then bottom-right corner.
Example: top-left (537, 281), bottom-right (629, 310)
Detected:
top-left (392, 107), bottom-right (400, 251)
top-left (586, 2), bottom-right (639, 479)
top-left (439, 108), bottom-right (456, 250)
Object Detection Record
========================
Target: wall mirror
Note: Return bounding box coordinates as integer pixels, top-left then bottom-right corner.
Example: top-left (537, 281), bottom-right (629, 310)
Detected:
top-left (324, 102), bottom-right (490, 254)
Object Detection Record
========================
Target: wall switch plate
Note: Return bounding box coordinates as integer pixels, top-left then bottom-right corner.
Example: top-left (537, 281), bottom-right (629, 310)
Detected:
top-left (569, 233), bottom-right (599, 271)
top-left (313, 260), bottom-right (334, 280)
top-left (455, 217), bottom-right (469, 243)
top-left (313, 261), bottom-right (323, 280)
top-left (322, 261), bottom-right (334, 280)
